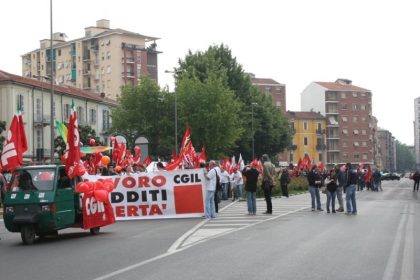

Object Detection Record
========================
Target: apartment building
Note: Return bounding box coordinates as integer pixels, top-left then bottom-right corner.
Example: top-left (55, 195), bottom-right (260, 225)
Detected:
top-left (301, 79), bottom-right (375, 166)
top-left (0, 70), bottom-right (117, 161)
top-left (249, 73), bottom-right (286, 114)
top-left (279, 111), bottom-right (327, 164)
top-left (22, 19), bottom-right (160, 100)
top-left (377, 129), bottom-right (396, 171)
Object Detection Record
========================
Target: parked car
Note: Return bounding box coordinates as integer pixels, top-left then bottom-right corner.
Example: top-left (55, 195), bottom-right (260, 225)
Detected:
top-left (381, 173), bottom-right (400, 181)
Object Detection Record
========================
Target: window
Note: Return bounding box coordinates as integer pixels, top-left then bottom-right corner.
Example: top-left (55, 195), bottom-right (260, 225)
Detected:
top-left (36, 129), bottom-right (42, 149)
top-left (362, 141), bottom-right (367, 147)
top-left (304, 137), bottom-right (308, 146)
top-left (102, 53), bottom-right (105, 61)
top-left (342, 116), bottom-right (348, 122)
top-left (106, 66), bottom-right (111, 74)
top-left (343, 153), bottom-right (348, 160)
top-left (64, 104), bottom-right (71, 121)
top-left (318, 153), bottom-right (323, 162)
top-left (107, 51), bottom-right (111, 60)
top-left (17, 94), bottom-right (24, 112)
top-left (36, 98), bottom-right (41, 119)
top-left (342, 103), bottom-right (348, 110)
top-left (361, 129), bottom-right (367, 135)
top-left (77, 106), bottom-right (84, 123)
top-left (304, 122), bottom-right (308, 130)
top-left (353, 129), bottom-right (359, 135)
top-left (353, 116), bottom-right (358, 123)
top-left (290, 153), bottom-right (294, 162)
top-left (361, 104), bottom-right (366, 110)
top-left (362, 153), bottom-right (368, 160)
top-left (317, 123), bottom-right (322, 131)
top-left (361, 93), bottom-right (366, 97)
top-left (276, 101), bottom-right (281, 107)
top-left (103, 110), bottom-right (110, 130)
top-left (341, 92), bottom-right (346, 98)
top-left (354, 153), bottom-right (360, 160)
top-left (58, 49), bottom-right (61, 56)
top-left (342, 129), bottom-right (348, 135)
top-left (276, 86), bottom-right (282, 91)
top-left (89, 109), bottom-right (97, 124)
top-left (354, 142), bottom-right (360, 147)
top-left (342, 141), bottom-right (348, 148)
top-left (353, 92), bottom-right (358, 97)
top-left (361, 117), bottom-right (366, 122)
top-left (353, 104), bottom-right (358, 111)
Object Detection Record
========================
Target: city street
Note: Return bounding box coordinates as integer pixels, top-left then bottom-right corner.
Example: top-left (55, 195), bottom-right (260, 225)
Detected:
top-left (1, 178), bottom-right (419, 280)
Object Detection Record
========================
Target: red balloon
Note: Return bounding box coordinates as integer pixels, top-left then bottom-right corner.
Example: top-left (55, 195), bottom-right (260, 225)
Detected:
top-left (76, 164), bottom-right (86, 176)
top-left (134, 146), bottom-right (140, 152)
top-left (95, 180), bottom-right (105, 191)
top-left (94, 189), bottom-right (109, 202)
top-left (103, 182), bottom-right (114, 192)
top-left (75, 182), bottom-right (89, 193)
top-left (86, 181), bottom-right (96, 193)
top-left (89, 138), bottom-right (96, 146)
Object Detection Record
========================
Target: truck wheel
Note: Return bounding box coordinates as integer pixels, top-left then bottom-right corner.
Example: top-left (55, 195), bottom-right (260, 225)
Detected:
top-left (21, 225), bottom-right (36, 245)
top-left (90, 227), bottom-right (100, 235)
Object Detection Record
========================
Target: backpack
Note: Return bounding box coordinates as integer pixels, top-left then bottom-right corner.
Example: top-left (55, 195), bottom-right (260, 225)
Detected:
top-left (215, 171), bottom-right (222, 191)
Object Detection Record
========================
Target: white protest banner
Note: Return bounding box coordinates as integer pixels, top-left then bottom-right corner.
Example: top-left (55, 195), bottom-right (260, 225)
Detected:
top-left (82, 169), bottom-right (206, 220)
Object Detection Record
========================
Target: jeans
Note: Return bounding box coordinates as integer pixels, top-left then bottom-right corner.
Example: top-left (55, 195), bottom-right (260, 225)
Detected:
top-left (336, 186), bottom-right (344, 209)
top-left (414, 181), bottom-right (419, 191)
top-left (205, 190), bottom-right (216, 218)
top-left (263, 182), bottom-right (273, 213)
top-left (221, 183), bottom-right (229, 200)
top-left (247, 191), bottom-right (257, 214)
top-left (281, 184), bottom-right (289, 197)
top-left (309, 186), bottom-right (322, 210)
top-left (345, 184), bottom-right (357, 213)
top-left (326, 191), bottom-right (336, 212)
top-left (233, 184), bottom-right (243, 200)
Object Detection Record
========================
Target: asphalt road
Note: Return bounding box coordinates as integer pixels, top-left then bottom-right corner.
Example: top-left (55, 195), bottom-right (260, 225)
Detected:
top-left (1, 178), bottom-right (418, 280)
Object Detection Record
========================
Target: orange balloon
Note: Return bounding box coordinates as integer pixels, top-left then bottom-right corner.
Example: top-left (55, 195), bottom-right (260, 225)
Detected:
top-left (101, 155), bottom-right (110, 166)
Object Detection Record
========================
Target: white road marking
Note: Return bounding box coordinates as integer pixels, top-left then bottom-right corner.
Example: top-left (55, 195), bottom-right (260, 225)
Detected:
top-left (382, 204), bottom-right (409, 280)
top-left (400, 204), bottom-right (414, 280)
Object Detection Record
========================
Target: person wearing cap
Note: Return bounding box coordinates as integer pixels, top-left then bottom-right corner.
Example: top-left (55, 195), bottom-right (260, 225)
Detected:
top-left (261, 154), bottom-right (276, 214)
top-left (243, 161), bottom-right (260, 215)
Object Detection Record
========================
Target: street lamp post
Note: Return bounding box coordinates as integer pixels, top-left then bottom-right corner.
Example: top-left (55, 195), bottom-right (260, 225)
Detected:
top-left (49, 0), bottom-right (55, 162)
top-left (251, 102), bottom-right (258, 159)
top-left (33, 75), bottom-right (50, 162)
top-left (164, 70), bottom-right (178, 154)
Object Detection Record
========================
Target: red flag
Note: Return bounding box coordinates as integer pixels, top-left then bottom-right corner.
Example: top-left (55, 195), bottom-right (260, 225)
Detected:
top-left (238, 153), bottom-right (245, 171)
top-left (179, 127), bottom-right (192, 157)
top-left (198, 146), bottom-right (207, 165)
top-left (1, 115), bottom-right (23, 172)
top-left (365, 165), bottom-right (372, 183)
top-left (17, 113), bottom-right (28, 163)
top-left (65, 101), bottom-right (81, 179)
top-left (166, 156), bottom-right (182, 171)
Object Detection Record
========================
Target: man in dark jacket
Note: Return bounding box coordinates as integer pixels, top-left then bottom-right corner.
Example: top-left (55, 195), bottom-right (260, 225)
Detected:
top-left (307, 165), bottom-right (323, 211)
top-left (412, 171), bottom-right (420, 192)
top-left (344, 162), bottom-right (358, 215)
top-left (279, 168), bottom-right (290, 198)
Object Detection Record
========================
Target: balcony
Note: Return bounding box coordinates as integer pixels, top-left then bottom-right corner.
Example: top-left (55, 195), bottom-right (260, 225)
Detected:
top-left (122, 57), bottom-right (135, 64)
top-left (83, 70), bottom-right (91, 76)
top-left (316, 144), bottom-right (327, 150)
top-left (122, 71), bottom-right (135, 78)
top-left (33, 115), bottom-right (51, 126)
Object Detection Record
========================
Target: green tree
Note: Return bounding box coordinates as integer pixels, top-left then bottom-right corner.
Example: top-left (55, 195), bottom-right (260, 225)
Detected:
top-left (175, 44), bottom-right (290, 159)
top-left (79, 124), bottom-right (101, 146)
top-left (111, 76), bottom-right (174, 157)
top-left (177, 74), bottom-right (243, 159)
top-left (396, 141), bottom-right (416, 172)
top-left (0, 120), bottom-right (6, 153)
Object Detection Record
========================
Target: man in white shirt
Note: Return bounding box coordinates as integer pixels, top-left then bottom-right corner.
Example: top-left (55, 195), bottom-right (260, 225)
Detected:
top-left (204, 161), bottom-right (217, 218)
top-left (219, 166), bottom-right (230, 200)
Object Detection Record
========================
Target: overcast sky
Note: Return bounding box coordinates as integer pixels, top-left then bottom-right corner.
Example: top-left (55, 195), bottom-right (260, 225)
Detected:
top-left (1, 0), bottom-right (419, 145)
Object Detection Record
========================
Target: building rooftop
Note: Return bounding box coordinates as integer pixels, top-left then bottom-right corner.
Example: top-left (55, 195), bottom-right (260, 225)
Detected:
top-left (251, 77), bottom-right (284, 86)
top-left (285, 111), bottom-right (325, 120)
top-left (0, 70), bottom-right (118, 106)
top-left (314, 81), bottom-right (370, 92)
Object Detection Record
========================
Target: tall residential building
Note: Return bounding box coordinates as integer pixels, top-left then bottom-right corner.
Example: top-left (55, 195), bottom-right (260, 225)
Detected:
top-left (22, 19), bottom-right (160, 100)
top-left (377, 129), bottom-right (396, 171)
top-left (0, 70), bottom-right (117, 161)
top-left (280, 111), bottom-right (327, 164)
top-left (249, 73), bottom-right (286, 113)
top-left (301, 79), bottom-right (375, 166)
top-left (414, 97), bottom-right (420, 169)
